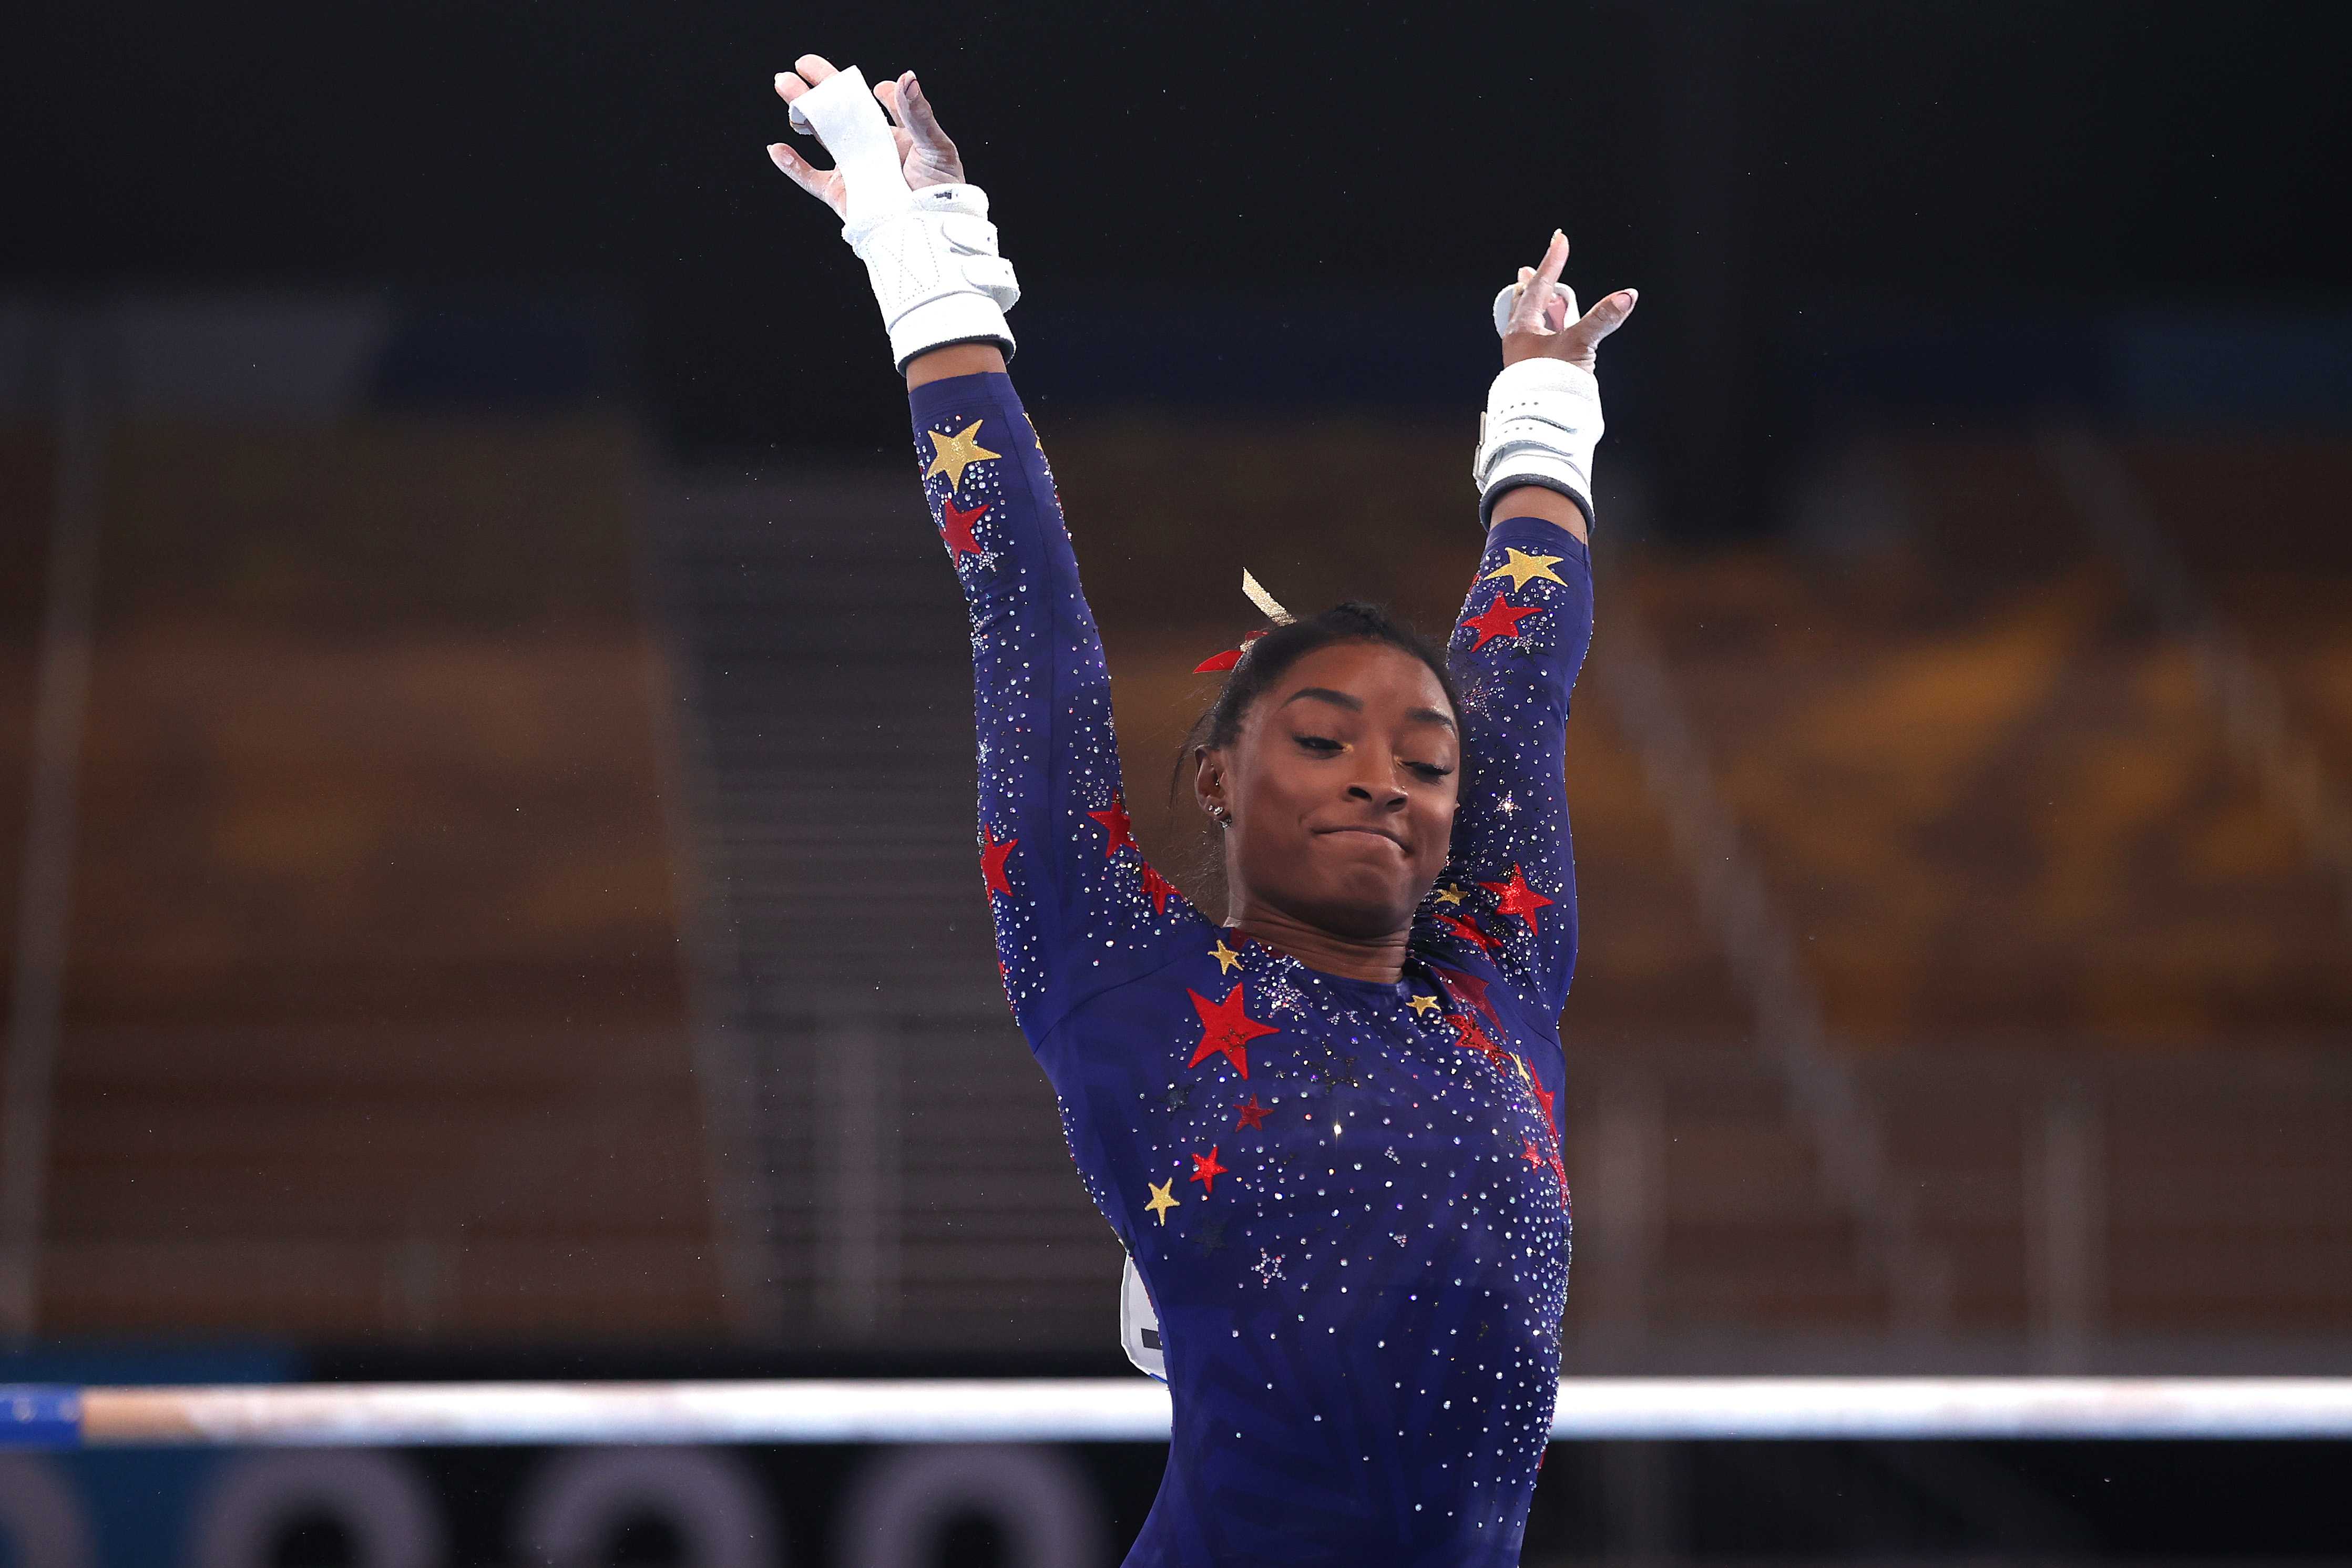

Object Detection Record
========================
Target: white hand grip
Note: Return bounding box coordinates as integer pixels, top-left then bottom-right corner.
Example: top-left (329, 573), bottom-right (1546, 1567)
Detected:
top-left (1493, 279), bottom-right (1579, 339)
top-left (788, 64), bottom-right (1020, 371)
top-left (784, 66), bottom-right (910, 239)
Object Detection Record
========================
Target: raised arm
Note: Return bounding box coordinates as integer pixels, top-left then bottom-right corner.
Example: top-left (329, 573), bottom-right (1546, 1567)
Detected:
top-left (1426, 232), bottom-right (1635, 1013)
top-left (911, 366), bottom-right (1205, 1036)
top-left (770, 57), bottom-right (1196, 1039)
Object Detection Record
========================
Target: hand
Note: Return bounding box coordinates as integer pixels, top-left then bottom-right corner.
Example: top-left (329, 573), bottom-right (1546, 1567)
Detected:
top-left (1499, 230), bottom-right (1637, 373)
top-left (768, 55), bottom-right (964, 217)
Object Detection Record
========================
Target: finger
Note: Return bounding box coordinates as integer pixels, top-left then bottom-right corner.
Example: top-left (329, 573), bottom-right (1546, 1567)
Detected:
top-left (1508, 237), bottom-right (1570, 335)
top-left (1515, 285), bottom-right (1572, 336)
top-left (1506, 269), bottom-right (1556, 335)
top-left (775, 71), bottom-right (816, 132)
top-left (1532, 230), bottom-right (1570, 294)
top-left (766, 141), bottom-right (845, 214)
top-left (1499, 265), bottom-right (1537, 333)
top-left (894, 71), bottom-right (958, 156)
top-left (870, 80), bottom-right (916, 160)
top-left (793, 54), bottom-right (841, 85)
top-left (1562, 289), bottom-right (1639, 355)
top-left (765, 140), bottom-right (821, 189)
top-left (1515, 263), bottom-right (1552, 331)
top-left (775, 71), bottom-right (823, 136)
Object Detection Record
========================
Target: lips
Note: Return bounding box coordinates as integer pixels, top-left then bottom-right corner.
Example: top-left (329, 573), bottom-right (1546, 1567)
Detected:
top-left (1319, 825), bottom-right (1407, 852)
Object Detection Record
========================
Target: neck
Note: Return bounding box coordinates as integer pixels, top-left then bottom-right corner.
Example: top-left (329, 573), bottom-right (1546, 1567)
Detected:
top-left (1224, 898), bottom-right (1409, 986)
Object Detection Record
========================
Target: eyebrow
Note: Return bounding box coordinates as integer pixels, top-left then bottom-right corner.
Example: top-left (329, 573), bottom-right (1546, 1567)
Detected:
top-left (1280, 688), bottom-right (1458, 733)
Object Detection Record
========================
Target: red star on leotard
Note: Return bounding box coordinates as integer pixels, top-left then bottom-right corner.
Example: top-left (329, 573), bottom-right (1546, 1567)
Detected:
top-left (1430, 963), bottom-right (1499, 1028)
top-left (1187, 985), bottom-right (1278, 1078)
top-left (1525, 1069), bottom-right (1557, 1136)
top-left (1436, 912), bottom-right (1498, 952)
top-left (1234, 1095), bottom-right (1270, 1131)
top-left (1523, 1139), bottom-right (1544, 1167)
top-left (1190, 1145), bottom-right (1228, 1193)
top-left (1477, 863), bottom-right (1555, 935)
top-left (1139, 862), bottom-right (1179, 915)
top-left (979, 825), bottom-right (1018, 895)
top-left (939, 496), bottom-right (989, 559)
top-left (1446, 1011), bottom-right (1506, 1065)
top-left (1462, 591), bottom-right (1542, 651)
top-left (1088, 796), bottom-right (1137, 858)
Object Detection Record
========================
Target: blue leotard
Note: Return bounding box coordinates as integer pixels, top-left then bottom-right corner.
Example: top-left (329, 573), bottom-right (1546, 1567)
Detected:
top-left (911, 371), bottom-right (1591, 1567)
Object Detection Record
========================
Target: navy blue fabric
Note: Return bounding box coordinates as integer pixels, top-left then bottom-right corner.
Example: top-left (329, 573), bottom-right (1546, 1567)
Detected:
top-left (911, 371), bottom-right (1591, 1566)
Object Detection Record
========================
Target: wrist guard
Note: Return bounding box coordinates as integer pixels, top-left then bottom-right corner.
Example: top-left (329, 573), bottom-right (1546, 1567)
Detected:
top-left (1472, 355), bottom-right (1602, 531)
top-left (789, 65), bottom-right (1019, 372)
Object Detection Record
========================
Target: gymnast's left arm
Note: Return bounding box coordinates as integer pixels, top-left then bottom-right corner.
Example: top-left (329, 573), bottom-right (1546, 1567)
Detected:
top-left (1434, 231), bottom-right (1635, 1014)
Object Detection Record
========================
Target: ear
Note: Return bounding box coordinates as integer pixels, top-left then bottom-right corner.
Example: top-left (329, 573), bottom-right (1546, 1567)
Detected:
top-left (1192, 744), bottom-right (1226, 819)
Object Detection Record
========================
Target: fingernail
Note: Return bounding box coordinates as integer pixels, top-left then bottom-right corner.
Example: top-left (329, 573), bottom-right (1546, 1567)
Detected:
top-left (774, 73), bottom-right (790, 89)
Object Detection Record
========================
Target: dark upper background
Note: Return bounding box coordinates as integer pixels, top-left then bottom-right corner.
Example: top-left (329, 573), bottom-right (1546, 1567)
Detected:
top-left (8, 0), bottom-right (2350, 532)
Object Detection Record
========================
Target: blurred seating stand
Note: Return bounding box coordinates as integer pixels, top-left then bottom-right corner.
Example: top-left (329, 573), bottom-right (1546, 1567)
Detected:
top-left (0, 294), bottom-right (2344, 1369)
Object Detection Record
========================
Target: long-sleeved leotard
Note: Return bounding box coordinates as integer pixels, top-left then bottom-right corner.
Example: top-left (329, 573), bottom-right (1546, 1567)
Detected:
top-left (912, 370), bottom-right (1593, 1568)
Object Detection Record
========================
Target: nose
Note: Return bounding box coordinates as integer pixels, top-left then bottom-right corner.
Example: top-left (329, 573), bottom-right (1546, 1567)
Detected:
top-left (1345, 763), bottom-right (1409, 811)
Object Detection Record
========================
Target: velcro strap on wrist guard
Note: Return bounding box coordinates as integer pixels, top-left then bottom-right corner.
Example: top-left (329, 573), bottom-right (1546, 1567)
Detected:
top-left (789, 66), bottom-right (1020, 371)
top-left (1473, 357), bottom-right (1602, 531)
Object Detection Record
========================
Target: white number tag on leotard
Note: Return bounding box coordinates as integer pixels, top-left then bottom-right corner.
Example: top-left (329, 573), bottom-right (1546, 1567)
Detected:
top-left (1119, 1254), bottom-right (1166, 1382)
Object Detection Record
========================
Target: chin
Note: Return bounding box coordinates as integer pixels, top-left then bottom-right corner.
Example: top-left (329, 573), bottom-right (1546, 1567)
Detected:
top-left (1303, 877), bottom-right (1419, 940)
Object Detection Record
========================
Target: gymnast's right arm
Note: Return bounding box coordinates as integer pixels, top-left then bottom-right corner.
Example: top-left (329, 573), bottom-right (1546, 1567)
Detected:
top-left (768, 55), bottom-right (1184, 1039)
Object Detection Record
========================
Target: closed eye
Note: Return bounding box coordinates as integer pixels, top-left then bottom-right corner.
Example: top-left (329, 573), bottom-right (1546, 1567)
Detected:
top-left (1295, 733), bottom-right (1451, 782)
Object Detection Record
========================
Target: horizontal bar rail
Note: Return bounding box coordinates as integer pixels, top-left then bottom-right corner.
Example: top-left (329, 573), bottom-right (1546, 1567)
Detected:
top-left (7, 1378), bottom-right (2352, 1449)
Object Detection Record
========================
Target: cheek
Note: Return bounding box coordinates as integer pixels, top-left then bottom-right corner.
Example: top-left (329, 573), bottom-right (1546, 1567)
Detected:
top-left (1240, 752), bottom-right (1313, 815)
top-left (1415, 792), bottom-right (1457, 866)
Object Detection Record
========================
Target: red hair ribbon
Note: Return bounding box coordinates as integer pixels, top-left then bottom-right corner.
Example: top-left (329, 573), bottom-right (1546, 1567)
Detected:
top-left (1193, 571), bottom-right (1294, 673)
top-left (1193, 630), bottom-right (1267, 673)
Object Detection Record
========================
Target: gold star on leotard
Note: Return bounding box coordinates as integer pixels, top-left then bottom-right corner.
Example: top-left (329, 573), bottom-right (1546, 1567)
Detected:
top-left (1407, 993), bottom-right (1440, 1017)
top-left (1433, 884), bottom-right (1467, 907)
top-left (1482, 547), bottom-right (1568, 591)
top-left (1210, 939), bottom-right (1243, 974)
top-left (1146, 1179), bottom-right (1180, 1225)
top-left (926, 421), bottom-right (1001, 492)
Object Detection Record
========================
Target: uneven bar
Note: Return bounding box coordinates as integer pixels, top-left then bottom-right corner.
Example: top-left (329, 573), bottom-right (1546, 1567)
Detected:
top-left (5, 1378), bottom-right (2349, 1450)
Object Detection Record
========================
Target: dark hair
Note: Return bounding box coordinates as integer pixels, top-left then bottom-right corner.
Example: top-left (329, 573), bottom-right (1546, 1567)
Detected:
top-left (1162, 601), bottom-right (1458, 907)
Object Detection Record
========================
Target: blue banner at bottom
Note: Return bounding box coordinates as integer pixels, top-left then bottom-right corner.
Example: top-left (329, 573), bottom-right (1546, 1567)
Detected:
top-left (0, 1385), bottom-right (81, 1448)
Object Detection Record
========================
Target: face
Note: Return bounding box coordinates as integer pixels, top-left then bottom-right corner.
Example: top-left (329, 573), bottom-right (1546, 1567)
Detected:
top-left (1197, 641), bottom-right (1460, 939)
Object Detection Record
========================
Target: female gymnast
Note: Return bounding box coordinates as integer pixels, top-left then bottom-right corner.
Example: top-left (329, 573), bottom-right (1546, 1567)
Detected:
top-left (769, 53), bottom-right (1634, 1566)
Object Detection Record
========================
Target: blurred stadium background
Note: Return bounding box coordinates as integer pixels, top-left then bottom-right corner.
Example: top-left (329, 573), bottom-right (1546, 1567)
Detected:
top-left (4, 2), bottom-right (2349, 1563)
